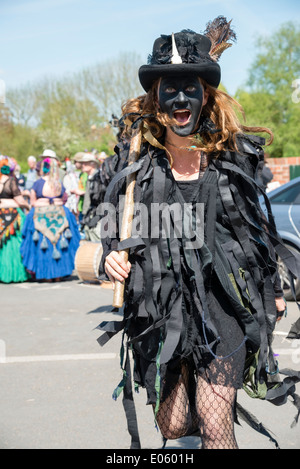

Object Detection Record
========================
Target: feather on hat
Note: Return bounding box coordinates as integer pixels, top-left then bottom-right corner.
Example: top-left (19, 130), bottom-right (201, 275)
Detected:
top-left (204, 16), bottom-right (236, 61)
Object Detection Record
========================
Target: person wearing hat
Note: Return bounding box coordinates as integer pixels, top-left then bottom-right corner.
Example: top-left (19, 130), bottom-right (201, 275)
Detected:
top-left (72, 153), bottom-right (103, 241)
top-left (72, 152), bottom-right (88, 225)
top-left (73, 152), bottom-right (85, 163)
top-left (40, 149), bottom-right (58, 160)
top-left (98, 17), bottom-right (300, 449)
top-left (40, 149), bottom-right (65, 181)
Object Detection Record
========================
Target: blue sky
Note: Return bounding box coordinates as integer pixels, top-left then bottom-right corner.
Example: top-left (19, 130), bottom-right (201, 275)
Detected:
top-left (0, 0), bottom-right (299, 96)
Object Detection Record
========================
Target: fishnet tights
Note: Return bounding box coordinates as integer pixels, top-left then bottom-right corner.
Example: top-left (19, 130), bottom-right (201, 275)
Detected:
top-left (155, 363), bottom-right (238, 449)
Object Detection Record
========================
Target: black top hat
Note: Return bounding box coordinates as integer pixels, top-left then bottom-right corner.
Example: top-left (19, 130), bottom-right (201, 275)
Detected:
top-left (139, 17), bottom-right (236, 92)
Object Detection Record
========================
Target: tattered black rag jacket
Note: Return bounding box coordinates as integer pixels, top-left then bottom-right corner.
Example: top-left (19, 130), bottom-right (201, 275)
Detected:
top-left (97, 135), bottom-right (300, 448)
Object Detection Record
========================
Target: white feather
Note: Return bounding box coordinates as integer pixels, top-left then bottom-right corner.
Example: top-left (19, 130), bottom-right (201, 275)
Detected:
top-left (171, 33), bottom-right (183, 64)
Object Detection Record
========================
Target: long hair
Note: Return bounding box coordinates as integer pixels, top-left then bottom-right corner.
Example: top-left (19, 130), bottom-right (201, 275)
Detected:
top-left (121, 79), bottom-right (273, 159)
top-left (40, 158), bottom-right (62, 196)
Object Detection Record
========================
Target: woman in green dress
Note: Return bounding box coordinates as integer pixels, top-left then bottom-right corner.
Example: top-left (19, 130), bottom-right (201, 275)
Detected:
top-left (0, 156), bottom-right (30, 283)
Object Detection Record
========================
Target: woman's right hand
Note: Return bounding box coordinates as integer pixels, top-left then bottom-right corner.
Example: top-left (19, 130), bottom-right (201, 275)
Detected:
top-left (104, 251), bottom-right (131, 284)
top-left (53, 198), bottom-right (64, 206)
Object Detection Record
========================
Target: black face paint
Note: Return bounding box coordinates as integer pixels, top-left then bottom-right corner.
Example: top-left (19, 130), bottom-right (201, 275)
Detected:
top-left (158, 75), bottom-right (204, 137)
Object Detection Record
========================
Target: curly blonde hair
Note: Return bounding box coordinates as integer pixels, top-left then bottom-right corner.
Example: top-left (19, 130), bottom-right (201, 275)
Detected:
top-left (121, 78), bottom-right (273, 158)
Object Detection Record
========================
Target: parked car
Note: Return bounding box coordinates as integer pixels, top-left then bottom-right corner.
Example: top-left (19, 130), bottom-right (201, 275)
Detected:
top-left (259, 177), bottom-right (300, 300)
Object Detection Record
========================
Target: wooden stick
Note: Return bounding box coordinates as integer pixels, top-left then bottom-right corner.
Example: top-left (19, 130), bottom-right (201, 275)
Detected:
top-left (112, 126), bottom-right (142, 308)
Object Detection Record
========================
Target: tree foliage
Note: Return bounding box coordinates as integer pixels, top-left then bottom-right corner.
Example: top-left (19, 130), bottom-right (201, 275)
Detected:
top-left (236, 21), bottom-right (300, 158)
top-left (1, 52), bottom-right (143, 169)
top-left (1, 23), bottom-right (300, 168)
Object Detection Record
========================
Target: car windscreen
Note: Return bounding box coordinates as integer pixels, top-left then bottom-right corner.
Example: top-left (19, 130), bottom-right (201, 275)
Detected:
top-left (269, 184), bottom-right (300, 204)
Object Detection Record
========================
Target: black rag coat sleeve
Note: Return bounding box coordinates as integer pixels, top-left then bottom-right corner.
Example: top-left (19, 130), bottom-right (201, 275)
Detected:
top-left (230, 135), bottom-right (284, 299)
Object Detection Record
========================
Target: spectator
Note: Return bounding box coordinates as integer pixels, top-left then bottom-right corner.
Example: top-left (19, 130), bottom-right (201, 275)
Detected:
top-left (24, 156), bottom-right (37, 191)
top-left (73, 153), bottom-right (102, 241)
top-left (39, 149), bottom-right (65, 181)
top-left (14, 164), bottom-right (26, 191)
top-left (72, 152), bottom-right (88, 226)
top-left (21, 157), bottom-right (80, 282)
top-left (63, 159), bottom-right (79, 217)
top-left (0, 156), bottom-right (30, 283)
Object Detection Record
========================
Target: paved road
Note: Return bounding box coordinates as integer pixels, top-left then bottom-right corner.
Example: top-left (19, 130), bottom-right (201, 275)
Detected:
top-left (0, 274), bottom-right (299, 450)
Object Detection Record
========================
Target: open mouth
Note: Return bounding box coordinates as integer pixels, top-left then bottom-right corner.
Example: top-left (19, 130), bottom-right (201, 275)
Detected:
top-left (173, 109), bottom-right (191, 126)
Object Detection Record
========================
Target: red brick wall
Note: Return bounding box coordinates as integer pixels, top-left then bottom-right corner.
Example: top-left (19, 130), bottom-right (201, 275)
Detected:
top-left (267, 157), bottom-right (300, 185)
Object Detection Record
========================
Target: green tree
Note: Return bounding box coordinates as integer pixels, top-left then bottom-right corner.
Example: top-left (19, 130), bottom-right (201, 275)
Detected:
top-left (6, 82), bottom-right (42, 127)
top-left (0, 104), bottom-right (43, 169)
top-left (236, 21), bottom-right (300, 157)
top-left (3, 52), bottom-right (143, 163)
top-left (75, 52), bottom-right (143, 121)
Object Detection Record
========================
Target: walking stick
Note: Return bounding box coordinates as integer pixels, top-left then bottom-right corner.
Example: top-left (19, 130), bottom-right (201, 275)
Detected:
top-left (112, 124), bottom-right (142, 308)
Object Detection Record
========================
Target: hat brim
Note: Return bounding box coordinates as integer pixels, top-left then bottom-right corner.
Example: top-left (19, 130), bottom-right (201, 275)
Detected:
top-left (39, 154), bottom-right (58, 160)
top-left (139, 63), bottom-right (221, 92)
top-left (73, 152), bottom-right (85, 162)
top-left (80, 158), bottom-right (100, 165)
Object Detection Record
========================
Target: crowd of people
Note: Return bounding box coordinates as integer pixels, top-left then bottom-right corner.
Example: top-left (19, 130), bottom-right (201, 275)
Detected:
top-left (0, 147), bottom-right (113, 284)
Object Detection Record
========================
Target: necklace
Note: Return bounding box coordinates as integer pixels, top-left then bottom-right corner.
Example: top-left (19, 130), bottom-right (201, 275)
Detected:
top-left (165, 140), bottom-right (198, 151)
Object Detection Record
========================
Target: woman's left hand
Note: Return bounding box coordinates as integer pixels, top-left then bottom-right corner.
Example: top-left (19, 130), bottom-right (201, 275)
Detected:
top-left (275, 296), bottom-right (287, 322)
top-left (53, 198), bottom-right (64, 206)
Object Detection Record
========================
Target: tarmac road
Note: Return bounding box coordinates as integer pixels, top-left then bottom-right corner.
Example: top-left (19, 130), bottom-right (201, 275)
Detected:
top-left (0, 274), bottom-right (299, 450)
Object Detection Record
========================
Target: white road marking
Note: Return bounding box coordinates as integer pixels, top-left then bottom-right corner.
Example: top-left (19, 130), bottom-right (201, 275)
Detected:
top-left (274, 348), bottom-right (300, 356)
top-left (78, 283), bottom-right (102, 289)
top-left (0, 352), bottom-right (116, 364)
top-left (13, 284), bottom-right (71, 291)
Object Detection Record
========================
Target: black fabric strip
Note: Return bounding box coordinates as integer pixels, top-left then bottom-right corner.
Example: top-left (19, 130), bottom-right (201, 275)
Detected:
top-left (160, 234), bottom-right (183, 364)
top-left (117, 237), bottom-right (146, 251)
top-left (96, 320), bottom-right (125, 347)
top-left (236, 402), bottom-right (280, 449)
top-left (215, 159), bottom-right (300, 280)
top-left (103, 156), bottom-right (147, 205)
top-left (122, 346), bottom-right (141, 449)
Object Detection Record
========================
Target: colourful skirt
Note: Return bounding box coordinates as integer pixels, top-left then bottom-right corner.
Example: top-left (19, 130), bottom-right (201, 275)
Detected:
top-left (21, 205), bottom-right (80, 280)
top-left (0, 207), bottom-right (29, 283)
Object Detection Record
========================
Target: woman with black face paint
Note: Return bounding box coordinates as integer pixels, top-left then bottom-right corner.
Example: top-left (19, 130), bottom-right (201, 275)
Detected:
top-left (98, 17), bottom-right (300, 450)
top-left (158, 75), bottom-right (209, 183)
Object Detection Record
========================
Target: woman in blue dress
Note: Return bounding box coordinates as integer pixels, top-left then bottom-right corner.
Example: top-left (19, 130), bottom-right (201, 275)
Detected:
top-left (21, 157), bottom-right (80, 281)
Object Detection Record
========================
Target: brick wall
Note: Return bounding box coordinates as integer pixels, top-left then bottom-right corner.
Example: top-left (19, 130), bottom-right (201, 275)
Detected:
top-left (267, 157), bottom-right (300, 185)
